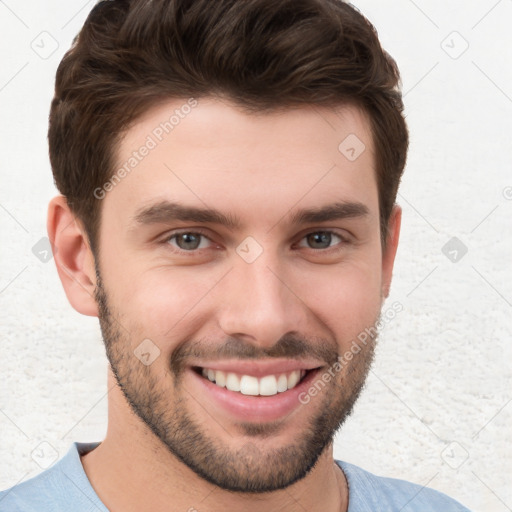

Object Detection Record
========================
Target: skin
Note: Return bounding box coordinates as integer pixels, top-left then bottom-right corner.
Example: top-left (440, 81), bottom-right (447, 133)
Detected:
top-left (47, 97), bottom-right (401, 512)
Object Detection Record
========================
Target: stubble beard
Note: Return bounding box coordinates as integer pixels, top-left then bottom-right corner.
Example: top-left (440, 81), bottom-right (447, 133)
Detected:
top-left (94, 269), bottom-right (377, 493)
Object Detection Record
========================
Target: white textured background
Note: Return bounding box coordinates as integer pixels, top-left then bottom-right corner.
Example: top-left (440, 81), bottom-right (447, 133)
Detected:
top-left (1, 1), bottom-right (511, 511)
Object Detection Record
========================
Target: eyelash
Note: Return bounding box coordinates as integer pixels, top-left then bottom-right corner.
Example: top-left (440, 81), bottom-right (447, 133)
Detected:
top-left (161, 229), bottom-right (350, 254)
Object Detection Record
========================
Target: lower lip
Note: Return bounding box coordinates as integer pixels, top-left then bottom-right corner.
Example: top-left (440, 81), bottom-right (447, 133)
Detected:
top-left (187, 368), bottom-right (321, 422)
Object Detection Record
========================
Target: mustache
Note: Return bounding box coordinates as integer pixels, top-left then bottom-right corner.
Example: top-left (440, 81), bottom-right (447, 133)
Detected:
top-left (170, 332), bottom-right (340, 375)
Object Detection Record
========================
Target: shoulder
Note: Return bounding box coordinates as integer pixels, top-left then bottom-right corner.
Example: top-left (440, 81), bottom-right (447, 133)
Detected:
top-left (0, 464), bottom-right (58, 512)
top-left (335, 460), bottom-right (471, 512)
top-left (0, 442), bottom-right (105, 512)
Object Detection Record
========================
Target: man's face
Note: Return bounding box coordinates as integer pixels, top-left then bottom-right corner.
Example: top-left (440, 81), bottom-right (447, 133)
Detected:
top-left (94, 98), bottom-right (390, 492)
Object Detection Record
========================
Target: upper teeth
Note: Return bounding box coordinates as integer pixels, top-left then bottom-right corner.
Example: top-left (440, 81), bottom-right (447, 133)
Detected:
top-left (201, 368), bottom-right (306, 396)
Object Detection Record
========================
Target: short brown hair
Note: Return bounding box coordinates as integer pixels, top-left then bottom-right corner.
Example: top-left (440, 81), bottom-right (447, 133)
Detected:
top-left (49, 0), bottom-right (408, 254)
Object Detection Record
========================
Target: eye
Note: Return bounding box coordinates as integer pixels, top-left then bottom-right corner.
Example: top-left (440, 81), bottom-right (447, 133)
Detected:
top-left (165, 231), bottom-right (213, 251)
top-left (162, 229), bottom-right (348, 254)
top-left (297, 231), bottom-right (345, 250)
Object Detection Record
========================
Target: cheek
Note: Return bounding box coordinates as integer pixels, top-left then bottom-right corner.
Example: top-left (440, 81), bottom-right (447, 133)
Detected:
top-left (294, 259), bottom-right (383, 341)
top-left (116, 266), bottom-right (225, 339)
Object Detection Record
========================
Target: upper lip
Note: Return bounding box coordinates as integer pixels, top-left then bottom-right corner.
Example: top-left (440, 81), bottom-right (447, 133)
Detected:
top-left (191, 359), bottom-right (323, 378)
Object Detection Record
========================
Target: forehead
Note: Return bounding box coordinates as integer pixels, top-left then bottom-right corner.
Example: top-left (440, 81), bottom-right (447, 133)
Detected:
top-left (103, 97), bottom-right (377, 228)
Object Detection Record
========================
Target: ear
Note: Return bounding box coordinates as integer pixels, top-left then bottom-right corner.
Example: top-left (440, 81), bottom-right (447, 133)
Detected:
top-left (381, 204), bottom-right (402, 299)
top-left (47, 195), bottom-right (99, 317)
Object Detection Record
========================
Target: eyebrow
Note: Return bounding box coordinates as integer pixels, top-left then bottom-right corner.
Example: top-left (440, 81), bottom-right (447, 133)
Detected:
top-left (132, 201), bottom-right (242, 230)
top-left (131, 200), bottom-right (369, 230)
top-left (288, 201), bottom-right (369, 225)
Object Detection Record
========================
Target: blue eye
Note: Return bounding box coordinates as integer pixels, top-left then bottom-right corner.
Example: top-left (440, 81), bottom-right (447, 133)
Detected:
top-left (166, 232), bottom-right (212, 251)
top-left (162, 229), bottom-right (347, 255)
top-left (298, 231), bottom-right (344, 250)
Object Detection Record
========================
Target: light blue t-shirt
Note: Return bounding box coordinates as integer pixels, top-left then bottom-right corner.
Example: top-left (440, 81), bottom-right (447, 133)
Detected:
top-left (0, 442), bottom-right (471, 511)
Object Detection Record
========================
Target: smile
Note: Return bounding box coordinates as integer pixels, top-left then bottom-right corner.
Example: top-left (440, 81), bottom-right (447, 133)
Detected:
top-left (196, 367), bottom-right (308, 396)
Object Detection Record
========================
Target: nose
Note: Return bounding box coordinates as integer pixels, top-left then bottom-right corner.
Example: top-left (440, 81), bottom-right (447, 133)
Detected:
top-left (216, 253), bottom-right (308, 349)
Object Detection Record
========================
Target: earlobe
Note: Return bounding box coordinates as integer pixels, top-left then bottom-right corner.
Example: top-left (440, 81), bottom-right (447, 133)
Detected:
top-left (47, 195), bottom-right (99, 317)
top-left (381, 205), bottom-right (402, 299)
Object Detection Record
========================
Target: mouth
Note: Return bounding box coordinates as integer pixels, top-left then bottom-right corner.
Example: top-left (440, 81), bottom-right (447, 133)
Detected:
top-left (187, 359), bottom-right (325, 422)
top-left (192, 366), bottom-right (311, 396)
